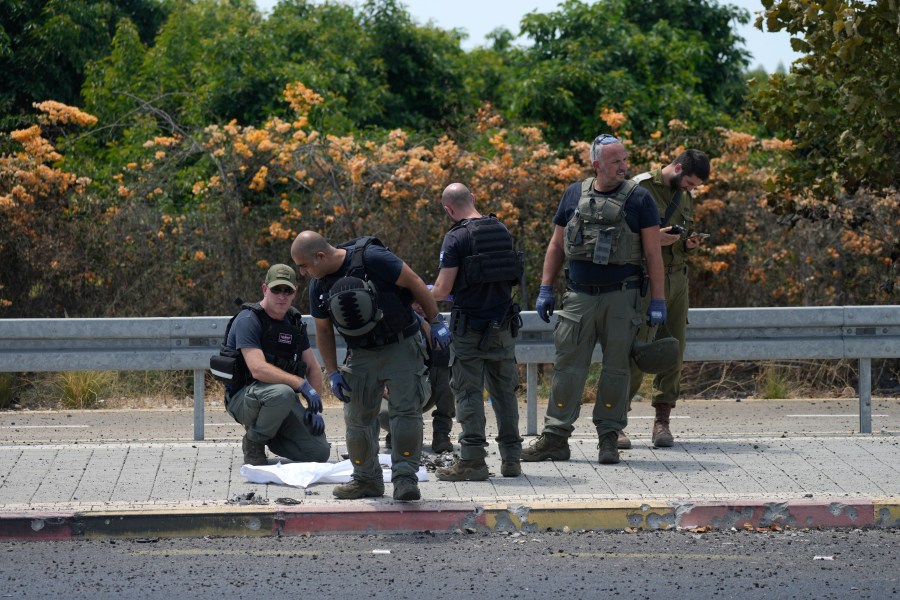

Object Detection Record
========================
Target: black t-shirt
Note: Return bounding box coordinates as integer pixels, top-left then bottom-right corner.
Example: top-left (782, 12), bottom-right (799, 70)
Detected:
top-left (440, 217), bottom-right (512, 323)
top-left (552, 180), bottom-right (660, 284)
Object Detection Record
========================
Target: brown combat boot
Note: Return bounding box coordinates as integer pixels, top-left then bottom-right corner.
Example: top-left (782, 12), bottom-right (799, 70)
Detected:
top-left (521, 432), bottom-right (571, 462)
top-left (597, 431), bottom-right (620, 464)
top-left (242, 435), bottom-right (268, 466)
top-left (652, 404), bottom-right (675, 447)
top-left (436, 458), bottom-right (490, 482)
top-left (616, 430), bottom-right (632, 449)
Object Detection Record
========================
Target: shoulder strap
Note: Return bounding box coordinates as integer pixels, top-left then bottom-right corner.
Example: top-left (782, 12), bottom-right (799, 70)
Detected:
top-left (661, 191), bottom-right (682, 226)
top-left (222, 302), bottom-right (263, 344)
top-left (616, 179), bottom-right (638, 201)
top-left (580, 177), bottom-right (595, 196)
top-left (581, 178), bottom-right (637, 202)
top-left (345, 236), bottom-right (385, 276)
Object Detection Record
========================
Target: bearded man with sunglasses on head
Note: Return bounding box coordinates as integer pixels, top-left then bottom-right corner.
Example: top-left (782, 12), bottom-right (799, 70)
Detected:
top-left (523, 134), bottom-right (666, 466)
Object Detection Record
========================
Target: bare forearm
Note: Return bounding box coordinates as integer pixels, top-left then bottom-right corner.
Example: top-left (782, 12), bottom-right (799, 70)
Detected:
top-left (315, 319), bottom-right (339, 374)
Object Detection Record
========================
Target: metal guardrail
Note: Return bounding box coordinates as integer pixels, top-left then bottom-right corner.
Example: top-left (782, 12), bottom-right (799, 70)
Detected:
top-left (1, 306), bottom-right (897, 440)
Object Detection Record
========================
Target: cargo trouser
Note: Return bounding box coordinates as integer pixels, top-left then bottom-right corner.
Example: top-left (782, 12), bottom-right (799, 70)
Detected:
top-left (628, 265), bottom-right (688, 407)
top-left (542, 287), bottom-right (643, 438)
top-left (339, 335), bottom-right (429, 484)
top-left (226, 382), bottom-right (331, 462)
top-left (450, 325), bottom-right (522, 462)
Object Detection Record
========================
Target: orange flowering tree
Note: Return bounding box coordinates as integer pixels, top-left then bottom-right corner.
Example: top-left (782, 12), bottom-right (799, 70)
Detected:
top-left (0, 102), bottom-right (96, 315)
top-left (3, 86), bottom-right (895, 319)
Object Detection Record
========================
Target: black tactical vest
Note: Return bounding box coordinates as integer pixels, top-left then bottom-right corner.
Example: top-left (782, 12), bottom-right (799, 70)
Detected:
top-left (214, 303), bottom-right (308, 395)
top-left (452, 215), bottom-right (524, 291)
top-left (318, 236), bottom-right (417, 349)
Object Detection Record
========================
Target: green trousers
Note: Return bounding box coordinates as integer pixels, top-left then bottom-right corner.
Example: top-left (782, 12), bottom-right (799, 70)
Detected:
top-left (226, 382), bottom-right (331, 462)
top-left (628, 265), bottom-right (689, 407)
top-left (542, 287), bottom-right (642, 438)
top-left (450, 325), bottom-right (522, 462)
top-left (340, 335), bottom-right (429, 484)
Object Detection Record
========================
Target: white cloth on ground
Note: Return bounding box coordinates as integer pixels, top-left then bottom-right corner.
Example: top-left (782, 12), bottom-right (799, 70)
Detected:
top-left (240, 453), bottom-right (428, 488)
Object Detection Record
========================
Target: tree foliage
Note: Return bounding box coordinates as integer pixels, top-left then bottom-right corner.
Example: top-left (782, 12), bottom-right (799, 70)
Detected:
top-left (752, 0), bottom-right (900, 196)
top-left (507, 0), bottom-right (751, 144)
top-left (0, 0), bottom-right (168, 126)
top-left (1, 0), bottom-right (897, 322)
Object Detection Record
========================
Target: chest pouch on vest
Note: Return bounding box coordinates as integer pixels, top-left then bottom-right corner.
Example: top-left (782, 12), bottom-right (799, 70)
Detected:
top-left (262, 318), bottom-right (309, 379)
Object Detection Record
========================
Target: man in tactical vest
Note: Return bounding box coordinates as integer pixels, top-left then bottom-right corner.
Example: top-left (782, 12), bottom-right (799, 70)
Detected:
top-left (290, 230), bottom-right (450, 502)
top-left (430, 183), bottom-right (524, 481)
top-left (625, 149), bottom-right (710, 448)
top-left (523, 134), bottom-right (667, 465)
top-left (220, 264), bottom-right (330, 466)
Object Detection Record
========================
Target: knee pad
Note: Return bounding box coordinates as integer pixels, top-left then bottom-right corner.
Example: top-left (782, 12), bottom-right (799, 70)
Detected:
top-left (346, 425), bottom-right (376, 467)
top-left (389, 415), bottom-right (423, 460)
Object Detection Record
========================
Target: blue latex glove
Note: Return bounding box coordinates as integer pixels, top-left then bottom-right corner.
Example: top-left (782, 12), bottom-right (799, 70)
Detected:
top-left (430, 314), bottom-right (452, 350)
top-left (304, 408), bottom-right (325, 436)
top-left (647, 298), bottom-right (667, 326)
top-left (536, 285), bottom-right (555, 323)
top-left (328, 371), bottom-right (352, 403)
top-left (297, 380), bottom-right (322, 413)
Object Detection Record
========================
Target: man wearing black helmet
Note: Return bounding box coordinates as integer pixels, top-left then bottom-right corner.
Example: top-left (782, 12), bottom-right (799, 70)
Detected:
top-left (290, 230), bottom-right (449, 502)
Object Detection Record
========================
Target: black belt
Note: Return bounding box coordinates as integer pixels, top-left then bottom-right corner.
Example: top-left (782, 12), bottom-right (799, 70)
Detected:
top-left (451, 310), bottom-right (509, 334)
top-left (351, 320), bottom-right (421, 349)
top-left (567, 278), bottom-right (642, 296)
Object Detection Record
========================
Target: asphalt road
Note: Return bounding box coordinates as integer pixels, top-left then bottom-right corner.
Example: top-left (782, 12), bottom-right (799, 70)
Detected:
top-left (1, 397), bottom-right (897, 443)
top-left (0, 528), bottom-right (897, 599)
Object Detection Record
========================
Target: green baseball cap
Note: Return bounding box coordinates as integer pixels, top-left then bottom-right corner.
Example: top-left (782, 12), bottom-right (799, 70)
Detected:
top-left (265, 264), bottom-right (297, 290)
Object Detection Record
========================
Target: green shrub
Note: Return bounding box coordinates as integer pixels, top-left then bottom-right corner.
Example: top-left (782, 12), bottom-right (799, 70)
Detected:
top-left (54, 371), bottom-right (116, 409)
top-left (758, 364), bottom-right (796, 400)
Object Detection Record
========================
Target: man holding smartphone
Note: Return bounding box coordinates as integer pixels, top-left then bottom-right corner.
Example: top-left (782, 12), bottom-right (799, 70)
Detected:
top-left (626, 149), bottom-right (711, 448)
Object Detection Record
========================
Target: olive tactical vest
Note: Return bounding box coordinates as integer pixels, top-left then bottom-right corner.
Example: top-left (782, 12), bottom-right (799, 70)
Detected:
top-left (564, 178), bottom-right (642, 266)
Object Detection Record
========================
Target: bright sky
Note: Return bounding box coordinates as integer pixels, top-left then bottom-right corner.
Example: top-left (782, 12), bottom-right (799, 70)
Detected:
top-left (255, 0), bottom-right (800, 73)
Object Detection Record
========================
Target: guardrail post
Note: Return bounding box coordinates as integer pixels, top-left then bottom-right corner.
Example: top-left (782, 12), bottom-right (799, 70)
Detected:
top-left (526, 363), bottom-right (538, 436)
top-left (193, 369), bottom-right (205, 441)
top-left (859, 358), bottom-right (872, 434)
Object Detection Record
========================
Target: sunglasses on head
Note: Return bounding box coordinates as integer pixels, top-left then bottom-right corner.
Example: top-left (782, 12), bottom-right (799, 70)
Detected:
top-left (592, 134), bottom-right (620, 146)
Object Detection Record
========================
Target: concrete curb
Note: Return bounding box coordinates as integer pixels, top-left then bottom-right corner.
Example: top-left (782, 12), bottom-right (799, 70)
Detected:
top-left (2, 498), bottom-right (898, 541)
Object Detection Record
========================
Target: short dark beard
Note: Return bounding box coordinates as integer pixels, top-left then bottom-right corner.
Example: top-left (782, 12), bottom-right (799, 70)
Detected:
top-left (669, 173), bottom-right (683, 192)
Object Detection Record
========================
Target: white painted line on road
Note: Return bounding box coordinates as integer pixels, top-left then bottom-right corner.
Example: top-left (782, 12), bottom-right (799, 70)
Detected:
top-left (788, 414), bottom-right (888, 418)
top-left (629, 416), bottom-right (690, 420)
top-left (206, 423), bottom-right (242, 427)
top-left (0, 425), bottom-right (90, 429)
